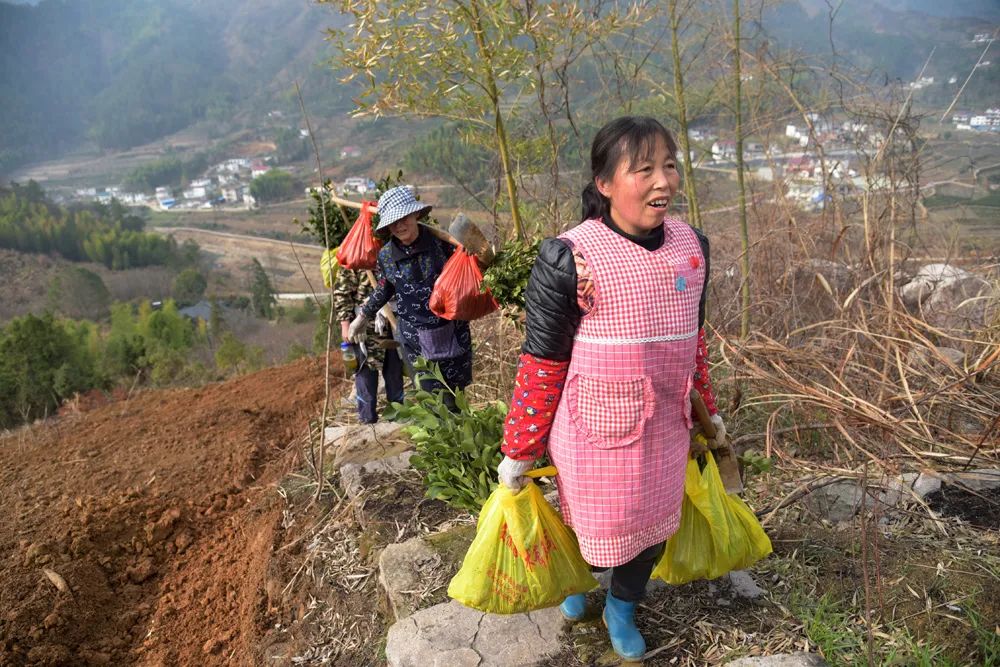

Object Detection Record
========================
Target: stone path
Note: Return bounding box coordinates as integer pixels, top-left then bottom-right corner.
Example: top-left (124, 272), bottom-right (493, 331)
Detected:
top-left (326, 425), bottom-right (838, 666)
top-left (385, 601), bottom-right (565, 667)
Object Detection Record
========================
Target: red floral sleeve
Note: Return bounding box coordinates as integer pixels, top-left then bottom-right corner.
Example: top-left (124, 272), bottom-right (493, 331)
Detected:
top-left (693, 327), bottom-right (718, 416)
top-left (500, 353), bottom-right (569, 461)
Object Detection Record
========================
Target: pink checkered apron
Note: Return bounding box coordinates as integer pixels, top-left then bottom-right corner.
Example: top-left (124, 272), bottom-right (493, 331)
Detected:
top-left (549, 217), bottom-right (705, 567)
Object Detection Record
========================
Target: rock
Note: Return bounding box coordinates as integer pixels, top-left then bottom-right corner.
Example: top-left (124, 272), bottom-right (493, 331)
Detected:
top-left (794, 259), bottom-right (854, 295)
top-left (906, 346), bottom-right (965, 375)
top-left (379, 537), bottom-right (443, 621)
top-left (898, 264), bottom-right (995, 330)
top-left (804, 479), bottom-right (865, 522)
top-left (935, 347), bottom-right (966, 366)
top-left (325, 422), bottom-right (411, 469)
top-left (728, 653), bottom-right (828, 667)
top-left (126, 558), bottom-right (156, 584)
top-left (145, 508), bottom-right (181, 544)
top-left (942, 468), bottom-right (1000, 492)
top-left (884, 472), bottom-right (942, 507)
top-left (385, 600), bottom-right (564, 667)
top-left (727, 570), bottom-right (766, 599)
top-left (202, 638), bottom-right (223, 654)
top-left (340, 450), bottom-right (414, 500)
top-left (24, 542), bottom-right (46, 566)
top-left (173, 531), bottom-right (193, 552)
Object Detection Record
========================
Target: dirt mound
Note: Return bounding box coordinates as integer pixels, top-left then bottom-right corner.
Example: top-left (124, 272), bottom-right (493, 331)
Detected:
top-left (0, 357), bottom-right (346, 666)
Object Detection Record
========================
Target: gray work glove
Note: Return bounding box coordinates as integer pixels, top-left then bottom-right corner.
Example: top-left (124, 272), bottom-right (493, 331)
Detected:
top-left (347, 313), bottom-right (369, 343)
top-left (497, 456), bottom-right (535, 492)
top-left (374, 309), bottom-right (390, 337)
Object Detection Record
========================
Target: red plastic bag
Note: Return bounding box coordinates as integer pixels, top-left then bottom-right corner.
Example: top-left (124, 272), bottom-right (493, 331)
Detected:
top-left (430, 247), bottom-right (499, 321)
top-left (336, 201), bottom-right (381, 270)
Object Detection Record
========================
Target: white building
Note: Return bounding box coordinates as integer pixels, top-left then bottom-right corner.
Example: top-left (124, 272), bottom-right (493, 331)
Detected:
top-left (222, 186), bottom-right (243, 203)
top-left (711, 141), bottom-right (736, 161)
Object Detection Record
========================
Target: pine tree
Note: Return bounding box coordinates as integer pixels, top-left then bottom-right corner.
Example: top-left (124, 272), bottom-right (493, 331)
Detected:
top-left (248, 258), bottom-right (276, 319)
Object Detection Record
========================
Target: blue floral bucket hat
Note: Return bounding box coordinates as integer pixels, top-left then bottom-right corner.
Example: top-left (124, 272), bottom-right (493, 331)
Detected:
top-left (375, 186), bottom-right (432, 231)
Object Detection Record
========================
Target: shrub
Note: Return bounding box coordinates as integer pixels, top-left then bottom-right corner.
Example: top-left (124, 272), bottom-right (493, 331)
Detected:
top-left (172, 268), bottom-right (208, 304)
top-left (386, 358), bottom-right (508, 513)
top-left (482, 237), bottom-right (540, 314)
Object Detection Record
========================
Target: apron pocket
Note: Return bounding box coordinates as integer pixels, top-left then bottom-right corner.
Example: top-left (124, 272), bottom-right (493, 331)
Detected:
top-left (566, 373), bottom-right (654, 449)
top-left (671, 260), bottom-right (704, 296)
top-left (417, 321), bottom-right (464, 360)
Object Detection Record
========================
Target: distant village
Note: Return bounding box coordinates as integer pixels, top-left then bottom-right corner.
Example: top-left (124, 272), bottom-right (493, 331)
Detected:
top-left (71, 26), bottom-right (997, 219)
top-left (72, 128), bottom-right (379, 213)
top-left (76, 156), bottom-right (271, 211)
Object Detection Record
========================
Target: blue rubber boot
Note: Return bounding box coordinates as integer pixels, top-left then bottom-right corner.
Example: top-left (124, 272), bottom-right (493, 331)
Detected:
top-left (603, 592), bottom-right (646, 661)
top-left (559, 593), bottom-right (587, 621)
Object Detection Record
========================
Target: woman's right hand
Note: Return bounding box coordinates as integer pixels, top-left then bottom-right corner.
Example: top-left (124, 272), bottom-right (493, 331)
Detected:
top-left (497, 456), bottom-right (535, 492)
top-left (340, 320), bottom-right (351, 341)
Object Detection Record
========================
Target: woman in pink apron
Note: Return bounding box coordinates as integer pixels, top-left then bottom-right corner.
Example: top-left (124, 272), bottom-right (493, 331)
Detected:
top-left (496, 116), bottom-right (725, 661)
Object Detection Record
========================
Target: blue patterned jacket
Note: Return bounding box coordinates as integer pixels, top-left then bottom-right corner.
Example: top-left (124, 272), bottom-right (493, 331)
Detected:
top-left (361, 226), bottom-right (455, 330)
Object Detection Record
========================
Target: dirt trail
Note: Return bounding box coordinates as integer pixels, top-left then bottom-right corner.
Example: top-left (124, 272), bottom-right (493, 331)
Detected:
top-left (0, 357), bottom-right (345, 666)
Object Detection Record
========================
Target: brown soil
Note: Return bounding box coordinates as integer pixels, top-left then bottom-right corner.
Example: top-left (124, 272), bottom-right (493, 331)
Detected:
top-left (0, 356), bottom-right (346, 666)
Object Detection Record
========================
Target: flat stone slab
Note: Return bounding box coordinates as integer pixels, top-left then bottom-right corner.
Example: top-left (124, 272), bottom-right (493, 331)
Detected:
top-left (385, 600), bottom-right (564, 667)
top-left (801, 470), bottom-right (1000, 523)
top-left (942, 468), bottom-right (1000, 492)
top-left (339, 450), bottom-right (414, 500)
top-left (379, 537), bottom-right (444, 621)
top-left (325, 422), bottom-right (410, 469)
top-left (728, 653), bottom-right (828, 666)
top-left (804, 480), bottom-right (865, 522)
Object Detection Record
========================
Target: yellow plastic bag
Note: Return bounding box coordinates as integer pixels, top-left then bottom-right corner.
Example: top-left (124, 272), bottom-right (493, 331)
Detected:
top-left (653, 451), bottom-right (772, 585)
top-left (448, 466), bottom-right (598, 614)
top-left (320, 246), bottom-right (340, 289)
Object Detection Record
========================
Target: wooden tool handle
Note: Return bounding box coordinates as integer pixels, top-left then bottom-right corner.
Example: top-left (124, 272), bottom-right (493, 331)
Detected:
top-left (690, 388), bottom-right (717, 439)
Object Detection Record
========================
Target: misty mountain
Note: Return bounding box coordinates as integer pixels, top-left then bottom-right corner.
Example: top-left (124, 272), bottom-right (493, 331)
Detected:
top-left (0, 0), bottom-right (347, 175)
top-left (877, 0), bottom-right (1000, 20)
top-left (1, 0), bottom-right (995, 178)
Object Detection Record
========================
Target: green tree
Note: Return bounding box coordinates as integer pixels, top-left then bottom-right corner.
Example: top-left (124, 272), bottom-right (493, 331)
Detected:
top-left (172, 268), bottom-right (208, 304)
top-left (327, 1), bottom-right (646, 236)
top-left (215, 332), bottom-right (263, 374)
top-left (0, 314), bottom-right (102, 428)
top-left (274, 127), bottom-right (307, 163)
top-left (248, 169), bottom-right (298, 204)
top-left (248, 258), bottom-right (276, 319)
top-left (209, 297), bottom-right (224, 340)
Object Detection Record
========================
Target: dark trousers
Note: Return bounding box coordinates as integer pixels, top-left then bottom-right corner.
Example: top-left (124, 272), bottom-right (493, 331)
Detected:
top-left (592, 541), bottom-right (665, 602)
top-left (355, 347), bottom-right (405, 424)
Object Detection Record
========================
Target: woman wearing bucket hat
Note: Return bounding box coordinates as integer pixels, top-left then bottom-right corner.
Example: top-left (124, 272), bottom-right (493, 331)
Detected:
top-left (348, 186), bottom-right (473, 402)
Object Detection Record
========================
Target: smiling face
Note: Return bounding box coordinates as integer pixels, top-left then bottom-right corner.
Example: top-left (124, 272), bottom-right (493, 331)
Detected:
top-left (595, 133), bottom-right (680, 236)
top-left (388, 212), bottom-right (420, 245)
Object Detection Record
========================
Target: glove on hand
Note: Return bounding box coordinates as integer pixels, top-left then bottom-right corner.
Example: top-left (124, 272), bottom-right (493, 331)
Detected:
top-left (347, 313), bottom-right (369, 343)
top-left (709, 413), bottom-right (727, 447)
top-left (497, 456), bottom-right (534, 492)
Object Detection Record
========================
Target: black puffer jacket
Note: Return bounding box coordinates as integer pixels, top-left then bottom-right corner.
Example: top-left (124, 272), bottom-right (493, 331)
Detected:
top-left (522, 222), bottom-right (710, 361)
